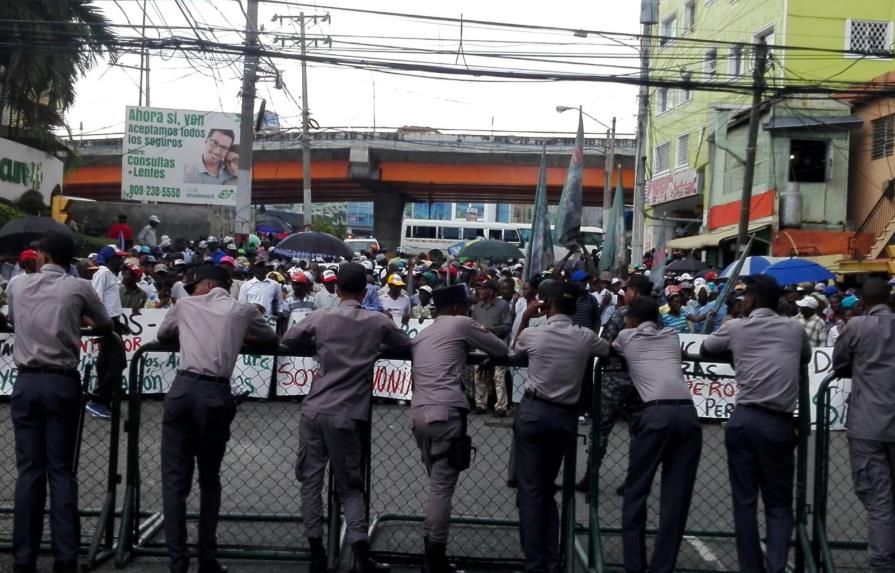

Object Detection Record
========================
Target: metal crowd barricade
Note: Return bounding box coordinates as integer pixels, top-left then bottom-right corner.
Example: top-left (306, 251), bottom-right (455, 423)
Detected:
top-left (115, 343), bottom-right (591, 572)
top-left (812, 373), bottom-right (866, 572)
top-left (580, 352), bottom-right (818, 573)
top-left (0, 331), bottom-right (125, 571)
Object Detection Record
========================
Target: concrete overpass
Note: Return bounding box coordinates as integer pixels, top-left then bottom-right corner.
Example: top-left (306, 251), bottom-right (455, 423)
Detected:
top-left (64, 129), bottom-right (636, 247)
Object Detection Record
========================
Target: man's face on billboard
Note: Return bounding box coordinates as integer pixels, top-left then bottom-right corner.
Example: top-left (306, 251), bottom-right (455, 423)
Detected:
top-left (204, 131), bottom-right (233, 164)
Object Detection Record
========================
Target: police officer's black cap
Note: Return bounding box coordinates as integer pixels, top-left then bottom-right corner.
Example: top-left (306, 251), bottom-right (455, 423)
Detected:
top-left (185, 265), bottom-right (231, 294)
top-left (538, 279), bottom-right (579, 300)
top-left (337, 262), bottom-right (366, 293)
top-left (432, 284), bottom-right (468, 309)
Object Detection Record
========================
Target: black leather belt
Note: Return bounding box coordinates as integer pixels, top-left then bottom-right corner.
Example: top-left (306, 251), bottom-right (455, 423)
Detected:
top-left (18, 366), bottom-right (79, 379)
top-left (522, 390), bottom-right (577, 412)
top-left (644, 399), bottom-right (693, 407)
top-left (176, 370), bottom-right (230, 384)
top-left (739, 403), bottom-right (794, 420)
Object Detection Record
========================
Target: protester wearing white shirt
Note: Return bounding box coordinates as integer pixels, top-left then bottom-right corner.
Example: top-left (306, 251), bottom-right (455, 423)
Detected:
top-left (238, 260), bottom-right (286, 315)
top-left (380, 274), bottom-right (411, 323)
top-left (313, 269), bottom-right (341, 310)
top-left (91, 245), bottom-right (126, 321)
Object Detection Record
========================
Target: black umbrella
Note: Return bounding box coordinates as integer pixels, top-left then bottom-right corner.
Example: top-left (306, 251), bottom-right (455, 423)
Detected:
top-left (459, 239), bottom-right (524, 260)
top-left (256, 214), bottom-right (293, 235)
top-left (665, 257), bottom-right (708, 274)
top-left (272, 231), bottom-right (354, 261)
top-left (0, 216), bottom-right (74, 255)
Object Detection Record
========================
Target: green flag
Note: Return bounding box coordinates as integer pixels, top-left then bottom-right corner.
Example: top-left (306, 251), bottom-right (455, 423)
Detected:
top-left (599, 170), bottom-right (626, 274)
top-left (525, 147), bottom-right (554, 280)
top-left (703, 235), bottom-right (754, 334)
top-left (554, 109), bottom-right (584, 247)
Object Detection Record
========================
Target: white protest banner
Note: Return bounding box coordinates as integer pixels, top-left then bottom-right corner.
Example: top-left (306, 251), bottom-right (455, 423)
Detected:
top-left (0, 333), bottom-right (101, 396)
top-left (122, 106), bottom-right (240, 206)
top-left (275, 316), bottom-right (434, 399)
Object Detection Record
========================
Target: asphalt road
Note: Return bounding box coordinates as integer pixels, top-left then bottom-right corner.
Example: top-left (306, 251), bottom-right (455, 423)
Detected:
top-left (0, 400), bottom-right (871, 572)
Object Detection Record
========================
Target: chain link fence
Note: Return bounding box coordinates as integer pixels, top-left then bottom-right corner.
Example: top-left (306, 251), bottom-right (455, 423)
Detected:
top-left (0, 333), bottom-right (123, 570)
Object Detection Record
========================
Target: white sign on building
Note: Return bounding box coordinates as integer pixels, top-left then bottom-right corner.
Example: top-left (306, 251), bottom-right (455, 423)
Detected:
top-left (122, 106), bottom-right (241, 206)
top-left (0, 137), bottom-right (63, 204)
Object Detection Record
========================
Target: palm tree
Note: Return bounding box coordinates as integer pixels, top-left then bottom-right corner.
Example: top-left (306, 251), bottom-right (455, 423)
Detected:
top-left (0, 0), bottom-right (115, 154)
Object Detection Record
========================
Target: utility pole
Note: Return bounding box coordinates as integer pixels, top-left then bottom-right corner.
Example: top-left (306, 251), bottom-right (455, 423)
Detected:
top-left (138, 0), bottom-right (150, 106)
top-left (602, 117), bottom-right (616, 231)
top-left (300, 13), bottom-right (312, 229)
top-left (631, 0), bottom-right (656, 267)
top-left (735, 39), bottom-right (768, 253)
top-left (235, 0), bottom-right (258, 236)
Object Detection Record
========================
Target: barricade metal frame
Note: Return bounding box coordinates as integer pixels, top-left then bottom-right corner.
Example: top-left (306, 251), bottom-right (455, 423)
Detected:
top-left (580, 353), bottom-right (818, 573)
top-left (0, 332), bottom-right (124, 571)
top-left (115, 343), bottom-right (589, 572)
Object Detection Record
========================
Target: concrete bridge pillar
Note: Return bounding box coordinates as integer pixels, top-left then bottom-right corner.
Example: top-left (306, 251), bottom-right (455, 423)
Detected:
top-left (372, 190), bottom-right (406, 252)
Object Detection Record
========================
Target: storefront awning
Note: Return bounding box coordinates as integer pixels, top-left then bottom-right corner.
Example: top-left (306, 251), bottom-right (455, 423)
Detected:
top-left (667, 219), bottom-right (772, 250)
top-left (763, 116), bottom-right (863, 132)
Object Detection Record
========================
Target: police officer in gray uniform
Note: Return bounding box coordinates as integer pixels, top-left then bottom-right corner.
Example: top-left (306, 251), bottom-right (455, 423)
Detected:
top-left (8, 231), bottom-right (112, 573)
top-left (283, 263), bottom-right (412, 573)
top-left (513, 280), bottom-right (609, 573)
top-left (410, 284), bottom-right (508, 573)
top-left (157, 265), bottom-right (278, 573)
top-left (832, 277), bottom-right (895, 572)
top-left (613, 296), bottom-right (702, 573)
top-left (701, 276), bottom-right (809, 573)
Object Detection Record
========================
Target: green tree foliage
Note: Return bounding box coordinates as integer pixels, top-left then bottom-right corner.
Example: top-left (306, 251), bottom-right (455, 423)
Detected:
top-left (0, 0), bottom-right (116, 154)
top-left (310, 217), bottom-right (347, 239)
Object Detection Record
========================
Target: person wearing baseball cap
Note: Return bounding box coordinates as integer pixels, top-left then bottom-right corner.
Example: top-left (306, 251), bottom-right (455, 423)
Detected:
top-left (237, 259), bottom-right (285, 316)
top-left (91, 245), bottom-right (128, 347)
top-left (381, 273), bottom-right (411, 324)
top-left (282, 262), bottom-right (412, 573)
top-left (7, 230), bottom-right (112, 573)
top-left (119, 264), bottom-right (148, 311)
top-left (410, 284), bottom-right (508, 572)
top-left (312, 269), bottom-right (340, 310)
top-left (157, 264), bottom-right (277, 573)
top-left (5, 249), bottom-right (40, 294)
top-left (795, 295), bottom-right (827, 347)
top-left (286, 271), bottom-right (315, 313)
top-left (136, 215), bottom-right (160, 248)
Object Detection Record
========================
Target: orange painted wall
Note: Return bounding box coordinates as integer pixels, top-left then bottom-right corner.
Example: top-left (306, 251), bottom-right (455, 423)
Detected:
top-left (771, 229), bottom-right (863, 257)
top-left (708, 190), bottom-right (776, 230)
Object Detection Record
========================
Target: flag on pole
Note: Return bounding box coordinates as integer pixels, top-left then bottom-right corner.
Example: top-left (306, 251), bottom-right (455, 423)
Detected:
top-left (612, 170), bottom-right (627, 274)
top-left (554, 109), bottom-right (584, 247)
top-left (525, 146), bottom-right (554, 280)
top-left (651, 223), bottom-right (668, 291)
top-left (117, 231), bottom-right (126, 253)
top-left (702, 234), bottom-right (754, 334)
top-left (598, 170), bottom-right (626, 274)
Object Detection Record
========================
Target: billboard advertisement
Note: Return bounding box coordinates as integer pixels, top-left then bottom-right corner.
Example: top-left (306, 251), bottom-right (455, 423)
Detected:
top-left (122, 106), bottom-right (241, 205)
top-left (0, 137), bottom-right (63, 204)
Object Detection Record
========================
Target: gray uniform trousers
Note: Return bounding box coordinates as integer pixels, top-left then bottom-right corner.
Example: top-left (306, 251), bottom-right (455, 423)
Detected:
top-left (514, 397), bottom-right (576, 573)
top-left (296, 412), bottom-right (368, 544)
top-left (725, 406), bottom-right (795, 573)
top-left (411, 410), bottom-right (464, 543)
top-left (12, 372), bottom-right (82, 567)
top-left (622, 403), bottom-right (702, 573)
top-left (848, 438), bottom-right (895, 572)
top-left (161, 375), bottom-right (236, 573)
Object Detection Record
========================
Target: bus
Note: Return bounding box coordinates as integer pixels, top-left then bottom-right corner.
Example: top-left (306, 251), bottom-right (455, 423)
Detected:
top-left (400, 219), bottom-right (523, 254)
top-left (516, 224), bottom-right (604, 259)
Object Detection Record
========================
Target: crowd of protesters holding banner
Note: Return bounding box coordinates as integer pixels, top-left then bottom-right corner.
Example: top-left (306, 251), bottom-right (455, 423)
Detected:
top-left (4, 215), bottom-right (895, 573)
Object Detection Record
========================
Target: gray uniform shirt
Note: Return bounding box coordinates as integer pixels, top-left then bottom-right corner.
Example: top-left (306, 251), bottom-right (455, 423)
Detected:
top-left (410, 314), bottom-right (508, 422)
top-left (283, 300), bottom-right (412, 422)
top-left (832, 304), bottom-right (895, 441)
top-left (515, 314), bottom-right (610, 405)
top-left (157, 287), bottom-right (277, 378)
top-left (470, 298), bottom-right (512, 340)
top-left (136, 225), bottom-right (157, 247)
top-left (8, 264), bottom-right (111, 370)
top-left (612, 322), bottom-right (692, 402)
top-left (701, 307), bottom-right (809, 413)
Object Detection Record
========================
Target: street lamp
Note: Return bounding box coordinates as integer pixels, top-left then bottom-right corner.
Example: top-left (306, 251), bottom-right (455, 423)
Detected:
top-left (556, 105), bottom-right (616, 231)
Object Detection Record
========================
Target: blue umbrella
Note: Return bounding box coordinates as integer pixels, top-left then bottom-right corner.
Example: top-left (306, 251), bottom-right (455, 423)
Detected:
top-left (762, 258), bottom-right (834, 286)
top-left (719, 256), bottom-right (783, 278)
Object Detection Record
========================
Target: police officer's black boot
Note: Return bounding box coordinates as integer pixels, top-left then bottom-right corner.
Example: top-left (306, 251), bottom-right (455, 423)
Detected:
top-left (308, 537), bottom-right (327, 573)
top-left (425, 539), bottom-right (461, 573)
top-left (351, 539), bottom-right (390, 573)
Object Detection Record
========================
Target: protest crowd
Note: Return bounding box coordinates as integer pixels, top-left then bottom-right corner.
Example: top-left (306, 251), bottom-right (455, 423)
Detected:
top-left (3, 214), bottom-right (895, 573)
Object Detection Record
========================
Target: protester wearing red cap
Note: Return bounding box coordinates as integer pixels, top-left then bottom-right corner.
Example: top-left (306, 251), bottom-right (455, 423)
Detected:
top-left (5, 250), bottom-right (40, 295)
top-left (313, 269), bottom-right (340, 310)
top-left (119, 264), bottom-right (147, 310)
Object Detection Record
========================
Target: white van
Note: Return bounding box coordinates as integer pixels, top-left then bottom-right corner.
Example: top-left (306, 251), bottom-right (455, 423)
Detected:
top-left (400, 219), bottom-right (523, 254)
top-left (516, 224), bottom-right (604, 259)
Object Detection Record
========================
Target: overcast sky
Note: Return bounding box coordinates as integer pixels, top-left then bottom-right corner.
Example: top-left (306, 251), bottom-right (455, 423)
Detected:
top-left (69, 0), bottom-right (641, 140)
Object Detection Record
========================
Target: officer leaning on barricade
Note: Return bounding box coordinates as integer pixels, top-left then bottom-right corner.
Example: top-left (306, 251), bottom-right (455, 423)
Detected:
top-left (700, 275), bottom-right (809, 573)
top-left (410, 284), bottom-right (508, 573)
top-left (612, 296), bottom-right (702, 573)
top-left (157, 265), bottom-right (278, 573)
top-left (513, 279), bottom-right (609, 573)
top-left (832, 277), bottom-right (895, 573)
top-left (282, 263), bottom-right (412, 573)
top-left (6, 231), bottom-right (112, 573)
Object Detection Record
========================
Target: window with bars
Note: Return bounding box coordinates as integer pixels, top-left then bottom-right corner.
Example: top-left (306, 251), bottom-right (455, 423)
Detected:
top-left (704, 48), bottom-right (718, 78)
top-left (680, 73), bottom-right (693, 103)
top-left (654, 142), bottom-right (671, 173)
top-left (846, 20), bottom-right (894, 57)
top-left (872, 115), bottom-right (895, 160)
top-left (656, 87), bottom-right (672, 114)
top-left (752, 26), bottom-right (775, 70)
top-left (677, 134), bottom-right (690, 167)
top-left (683, 1), bottom-right (696, 33)
top-left (660, 14), bottom-right (677, 46)
top-left (729, 43), bottom-right (744, 78)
